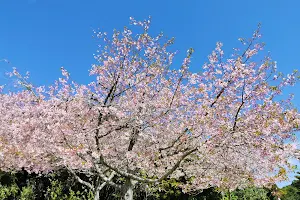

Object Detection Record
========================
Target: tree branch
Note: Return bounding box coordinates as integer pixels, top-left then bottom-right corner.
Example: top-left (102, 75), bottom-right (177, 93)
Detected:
top-left (92, 160), bottom-right (122, 189)
top-left (95, 111), bottom-right (103, 152)
top-left (159, 128), bottom-right (189, 152)
top-left (97, 171), bottom-right (117, 191)
top-left (97, 147), bottom-right (197, 184)
top-left (98, 155), bottom-right (155, 183)
top-left (66, 166), bottom-right (95, 190)
top-left (158, 148), bottom-right (197, 182)
top-left (232, 79), bottom-right (246, 131)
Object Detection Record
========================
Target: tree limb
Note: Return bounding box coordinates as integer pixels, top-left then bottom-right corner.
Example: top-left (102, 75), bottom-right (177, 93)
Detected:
top-left (66, 166), bottom-right (95, 190)
top-left (157, 148), bottom-right (197, 182)
top-left (232, 79), bottom-right (246, 131)
top-left (97, 171), bottom-right (117, 191)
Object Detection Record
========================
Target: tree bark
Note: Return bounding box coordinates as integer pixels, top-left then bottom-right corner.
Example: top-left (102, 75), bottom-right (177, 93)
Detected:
top-left (123, 178), bottom-right (134, 200)
top-left (94, 171), bottom-right (117, 200)
top-left (94, 189), bottom-right (100, 200)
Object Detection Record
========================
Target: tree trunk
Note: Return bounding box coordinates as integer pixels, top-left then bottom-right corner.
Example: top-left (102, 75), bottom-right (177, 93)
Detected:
top-left (93, 182), bottom-right (102, 200)
top-left (123, 178), bottom-right (134, 200)
top-left (94, 189), bottom-right (100, 200)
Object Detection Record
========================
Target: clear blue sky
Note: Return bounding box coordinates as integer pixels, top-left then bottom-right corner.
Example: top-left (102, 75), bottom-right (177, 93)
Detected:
top-left (0, 0), bottom-right (300, 187)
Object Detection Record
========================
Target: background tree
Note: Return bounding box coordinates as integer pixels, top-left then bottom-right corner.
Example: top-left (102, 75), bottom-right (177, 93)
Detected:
top-left (233, 187), bottom-right (270, 200)
top-left (0, 18), bottom-right (299, 200)
top-left (279, 171), bottom-right (300, 200)
top-left (291, 171), bottom-right (300, 190)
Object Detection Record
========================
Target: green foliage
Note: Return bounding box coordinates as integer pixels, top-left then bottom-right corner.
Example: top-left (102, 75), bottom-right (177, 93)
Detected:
top-left (222, 192), bottom-right (238, 200)
top-left (280, 186), bottom-right (300, 200)
top-left (46, 179), bottom-right (64, 200)
top-left (146, 177), bottom-right (222, 200)
top-left (0, 184), bottom-right (19, 200)
top-left (0, 169), bottom-right (290, 200)
top-left (45, 175), bottom-right (94, 200)
top-left (66, 188), bottom-right (93, 200)
top-left (20, 185), bottom-right (35, 200)
top-left (233, 187), bottom-right (270, 200)
top-left (291, 171), bottom-right (300, 190)
top-left (148, 178), bottom-right (182, 199)
top-left (0, 170), bottom-right (96, 200)
top-left (0, 182), bottom-right (35, 200)
top-left (279, 172), bottom-right (300, 200)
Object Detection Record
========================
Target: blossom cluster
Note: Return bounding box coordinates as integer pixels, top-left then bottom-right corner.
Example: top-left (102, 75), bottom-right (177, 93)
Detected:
top-left (0, 18), bottom-right (299, 192)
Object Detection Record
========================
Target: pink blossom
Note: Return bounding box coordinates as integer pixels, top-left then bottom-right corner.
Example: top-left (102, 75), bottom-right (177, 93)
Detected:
top-left (0, 17), bottom-right (299, 198)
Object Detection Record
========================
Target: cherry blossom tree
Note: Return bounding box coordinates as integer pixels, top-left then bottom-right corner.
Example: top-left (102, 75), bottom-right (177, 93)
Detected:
top-left (0, 18), bottom-right (299, 200)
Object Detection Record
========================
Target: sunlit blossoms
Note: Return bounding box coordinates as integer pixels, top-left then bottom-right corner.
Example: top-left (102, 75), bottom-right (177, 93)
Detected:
top-left (0, 18), bottom-right (299, 199)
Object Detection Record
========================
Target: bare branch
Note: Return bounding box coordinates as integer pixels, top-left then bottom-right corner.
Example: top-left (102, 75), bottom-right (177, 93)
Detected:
top-left (98, 155), bottom-right (156, 183)
top-left (97, 171), bottom-right (117, 191)
top-left (232, 79), bottom-right (246, 131)
top-left (168, 72), bottom-right (185, 111)
top-left (158, 148), bottom-right (197, 181)
top-left (97, 146), bottom-right (197, 184)
top-left (103, 55), bottom-right (126, 105)
top-left (128, 127), bottom-right (139, 151)
top-left (95, 111), bottom-right (103, 152)
top-left (91, 159), bottom-right (122, 189)
top-left (159, 128), bottom-right (189, 152)
top-left (66, 166), bottom-right (95, 190)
